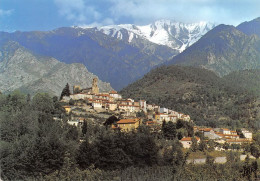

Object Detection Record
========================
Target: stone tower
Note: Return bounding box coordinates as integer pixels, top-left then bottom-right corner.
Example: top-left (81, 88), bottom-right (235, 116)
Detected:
top-left (92, 78), bottom-right (99, 94)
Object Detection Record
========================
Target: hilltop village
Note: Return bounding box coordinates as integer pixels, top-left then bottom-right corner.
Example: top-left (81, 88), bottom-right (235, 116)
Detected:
top-left (61, 78), bottom-right (190, 127)
top-left (61, 78), bottom-right (253, 148)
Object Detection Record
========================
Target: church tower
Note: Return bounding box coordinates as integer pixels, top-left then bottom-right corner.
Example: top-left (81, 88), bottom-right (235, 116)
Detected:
top-left (92, 78), bottom-right (99, 94)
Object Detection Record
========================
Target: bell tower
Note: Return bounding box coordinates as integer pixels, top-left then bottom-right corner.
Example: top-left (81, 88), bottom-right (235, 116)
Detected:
top-left (92, 78), bottom-right (99, 94)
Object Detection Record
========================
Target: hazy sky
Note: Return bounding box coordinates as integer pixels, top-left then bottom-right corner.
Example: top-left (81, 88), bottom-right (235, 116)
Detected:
top-left (0, 0), bottom-right (259, 32)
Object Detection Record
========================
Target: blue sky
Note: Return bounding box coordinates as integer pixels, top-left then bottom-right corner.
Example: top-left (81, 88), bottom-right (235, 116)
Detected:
top-left (0, 0), bottom-right (260, 32)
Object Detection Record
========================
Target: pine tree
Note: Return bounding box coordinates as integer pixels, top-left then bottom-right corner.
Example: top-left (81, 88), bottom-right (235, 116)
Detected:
top-left (60, 83), bottom-right (71, 100)
top-left (82, 120), bottom-right (88, 136)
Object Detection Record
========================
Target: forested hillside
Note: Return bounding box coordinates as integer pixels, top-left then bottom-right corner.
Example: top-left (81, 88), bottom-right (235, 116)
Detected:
top-left (224, 69), bottom-right (260, 96)
top-left (1, 91), bottom-right (259, 180)
top-left (120, 66), bottom-right (260, 129)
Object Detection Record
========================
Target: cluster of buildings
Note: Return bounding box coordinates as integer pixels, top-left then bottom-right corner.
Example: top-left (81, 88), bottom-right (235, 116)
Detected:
top-left (180, 127), bottom-right (253, 149)
top-left (62, 78), bottom-right (191, 130)
top-left (61, 79), bottom-right (255, 152)
top-left (194, 127), bottom-right (252, 144)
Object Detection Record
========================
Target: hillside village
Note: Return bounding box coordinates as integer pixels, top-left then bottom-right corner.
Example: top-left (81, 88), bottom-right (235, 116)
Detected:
top-left (61, 78), bottom-right (253, 149)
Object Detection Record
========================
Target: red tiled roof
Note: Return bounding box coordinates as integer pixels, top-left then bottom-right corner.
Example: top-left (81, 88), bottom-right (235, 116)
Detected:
top-left (181, 137), bottom-right (200, 141)
top-left (216, 133), bottom-right (225, 137)
top-left (199, 128), bottom-right (212, 132)
top-left (146, 121), bottom-right (157, 125)
top-left (110, 90), bottom-right (118, 94)
top-left (222, 128), bottom-right (230, 131)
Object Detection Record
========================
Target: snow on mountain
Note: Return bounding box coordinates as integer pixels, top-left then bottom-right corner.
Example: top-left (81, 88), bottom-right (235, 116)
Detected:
top-left (94, 20), bottom-right (216, 52)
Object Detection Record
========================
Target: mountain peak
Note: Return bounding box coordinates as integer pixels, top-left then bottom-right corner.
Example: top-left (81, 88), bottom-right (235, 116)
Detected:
top-left (237, 17), bottom-right (260, 37)
top-left (170, 21), bottom-right (260, 77)
top-left (97, 20), bottom-right (216, 52)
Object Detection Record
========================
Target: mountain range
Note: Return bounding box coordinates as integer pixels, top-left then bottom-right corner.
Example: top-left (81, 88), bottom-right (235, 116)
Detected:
top-left (0, 17), bottom-right (259, 96)
top-left (96, 20), bottom-right (215, 53)
top-left (237, 17), bottom-right (260, 37)
top-left (0, 20), bottom-right (215, 90)
top-left (0, 41), bottom-right (113, 96)
top-left (170, 17), bottom-right (260, 76)
top-left (119, 17), bottom-right (260, 128)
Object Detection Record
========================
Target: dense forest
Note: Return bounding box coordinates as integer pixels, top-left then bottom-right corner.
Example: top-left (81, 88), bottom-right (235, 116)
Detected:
top-left (224, 69), bottom-right (260, 96)
top-left (0, 91), bottom-right (260, 180)
top-left (120, 65), bottom-right (260, 130)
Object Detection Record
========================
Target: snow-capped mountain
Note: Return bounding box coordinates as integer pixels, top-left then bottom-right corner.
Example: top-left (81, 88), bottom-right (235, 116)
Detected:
top-left (96, 20), bottom-right (216, 52)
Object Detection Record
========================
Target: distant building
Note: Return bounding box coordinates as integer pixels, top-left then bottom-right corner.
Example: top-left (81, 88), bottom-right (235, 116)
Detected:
top-left (63, 106), bottom-right (71, 114)
top-left (109, 90), bottom-right (122, 100)
top-left (220, 128), bottom-right (231, 135)
top-left (92, 101), bottom-right (102, 109)
top-left (180, 137), bottom-right (200, 149)
top-left (139, 100), bottom-right (147, 112)
top-left (107, 102), bottom-right (117, 111)
top-left (203, 129), bottom-right (222, 140)
top-left (160, 107), bottom-right (168, 114)
top-left (147, 104), bottom-right (156, 111)
top-left (241, 129), bottom-right (253, 140)
top-left (117, 118), bottom-right (141, 131)
top-left (68, 117), bottom-right (85, 127)
top-left (71, 78), bottom-right (99, 96)
top-left (155, 113), bottom-right (170, 123)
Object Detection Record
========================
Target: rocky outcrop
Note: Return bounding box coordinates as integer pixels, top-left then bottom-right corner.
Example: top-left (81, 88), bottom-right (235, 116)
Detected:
top-left (0, 41), bottom-right (113, 96)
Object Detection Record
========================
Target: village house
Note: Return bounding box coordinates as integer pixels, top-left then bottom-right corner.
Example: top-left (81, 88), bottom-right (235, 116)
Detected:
top-left (118, 104), bottom-right (140, 112)
top-left (139, 100), bottom-right (147, 112)
top-left (160, 107), bottom-right (169, 114)
top-left (92, 101), bottom-right (103, 109)
top-left (168, 115), bottom-right (178, 122)
top-left (118, 99), bottom-right (140, 113)
top-left (94, 93), bottom-right (111, 101)
top-left (67, 117), bottom-right (85, 127)
top-left (241, 129), bottom-right (253, 140)
top-left (155, 113), bottom-right (170, 123)
top-left (220, 128), bottom-right (231, 135)
top-left (154, 105), bottom-right (160, 112)
top-left (109, 90), bottom-right (122, 100)
top-left (180, 137), bottom-right (200, 149)
top-left (215, 132), bottom-right (240, 140)
top-left (117, 118), bottom-right (141, 131)
top-left (107, 102), bottom-right (118, 111)
top-left (63, 106), bottom-right (72, 114)
top-left (147, 104), bottom-right (157, 111)
top-left (201, 128), bottom-right (223, 140)
top-left (145, 121), bottom-right (160, 132)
